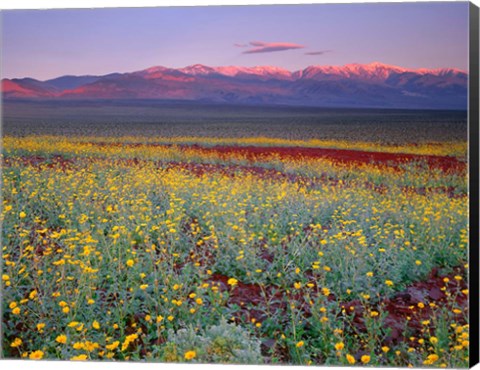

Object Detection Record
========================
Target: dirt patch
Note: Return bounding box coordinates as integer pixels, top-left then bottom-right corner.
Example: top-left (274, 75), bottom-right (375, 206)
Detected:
top-left (341, 267), bottom-right (468, 345)
top-left (206, 274), bottom-right (285, 324)
top-left (206, 266), bottom-right (468, 350)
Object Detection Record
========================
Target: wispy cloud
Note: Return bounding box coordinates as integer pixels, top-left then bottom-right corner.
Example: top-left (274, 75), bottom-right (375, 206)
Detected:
top-left (305, 50), bottom-right (333, 56)
top-left (234, 43), bottom-right (248, 48)
top-left (240, 41), bottom-right (305, 54)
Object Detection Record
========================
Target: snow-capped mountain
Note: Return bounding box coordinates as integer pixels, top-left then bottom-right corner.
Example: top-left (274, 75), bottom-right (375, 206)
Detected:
top-left (2, 62), bottom-right (468, 109)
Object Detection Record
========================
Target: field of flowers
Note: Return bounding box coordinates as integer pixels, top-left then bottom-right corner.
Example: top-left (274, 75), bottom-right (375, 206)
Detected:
top-left (1, 135), bottom-right (469, 366)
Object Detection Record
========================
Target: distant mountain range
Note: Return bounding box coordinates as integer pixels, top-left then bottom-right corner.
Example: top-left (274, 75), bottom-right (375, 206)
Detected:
top-left (1, 62), bottom-right (468, 109)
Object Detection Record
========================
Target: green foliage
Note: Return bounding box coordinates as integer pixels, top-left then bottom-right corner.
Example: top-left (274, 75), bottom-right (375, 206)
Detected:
top-left (161, 318), bottom-right (263, 364)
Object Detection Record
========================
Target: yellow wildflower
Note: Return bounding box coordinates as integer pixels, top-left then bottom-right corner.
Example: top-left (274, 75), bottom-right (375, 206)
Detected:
top-left (71, 354), bottom-right (88, 361)
top-left (335, 342), bottom-right (345, 351)
top-left (361, 355), bottom-right (371, 364)
top-left (423, 354), bottom-right (439, 365)
top-left (73, 342), bottom-right (85, 350)
top-left (346, 354), bottom-right (356, 364)
top-left (29, 350), bottom-right (44, 360)
top-left (106, 341), bottom-right (120, 351)
top-left (56, 335), bottom-right (67, 344)
top-left (11, 338), bottom-right (22, 348)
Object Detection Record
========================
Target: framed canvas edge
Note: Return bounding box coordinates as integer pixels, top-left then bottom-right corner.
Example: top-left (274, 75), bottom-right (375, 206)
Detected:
top-left (469, 1), bottom-right (480, 368)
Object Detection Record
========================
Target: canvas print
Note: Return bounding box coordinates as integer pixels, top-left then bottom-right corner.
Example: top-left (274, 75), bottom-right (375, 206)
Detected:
top-left (1, 1), bottom-right (477, 367)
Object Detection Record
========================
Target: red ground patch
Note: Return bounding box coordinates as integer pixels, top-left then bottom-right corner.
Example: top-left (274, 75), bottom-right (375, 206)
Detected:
top-left (84, 141), bottom-right (466, 172)
top-left (187, 144), bottom-right (465, 172)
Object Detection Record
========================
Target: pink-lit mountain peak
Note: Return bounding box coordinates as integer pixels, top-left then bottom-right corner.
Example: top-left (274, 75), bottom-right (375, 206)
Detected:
top-left (346, 62), bottom-right (465, 77)
top-left (175, 64), bottom-right (293, 79)
top-left (134, 65), bottom-right (171, 79)
top-left (417, 66), bottom-right (466, 76)
top-left (178, 64), bottom-right (218, 75)
top-left (140, 65), bottom-right (170, 74)
top-left (301, 62), bottom-right (410, 80)
top-left (129, 63), bottom-right (296, 81)
top-left (296, 62), bottom-right (465, 84)
top-left (215, 65), bottom-right (293, 79)
top-left (133, 62), bottom-right (466, 81)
